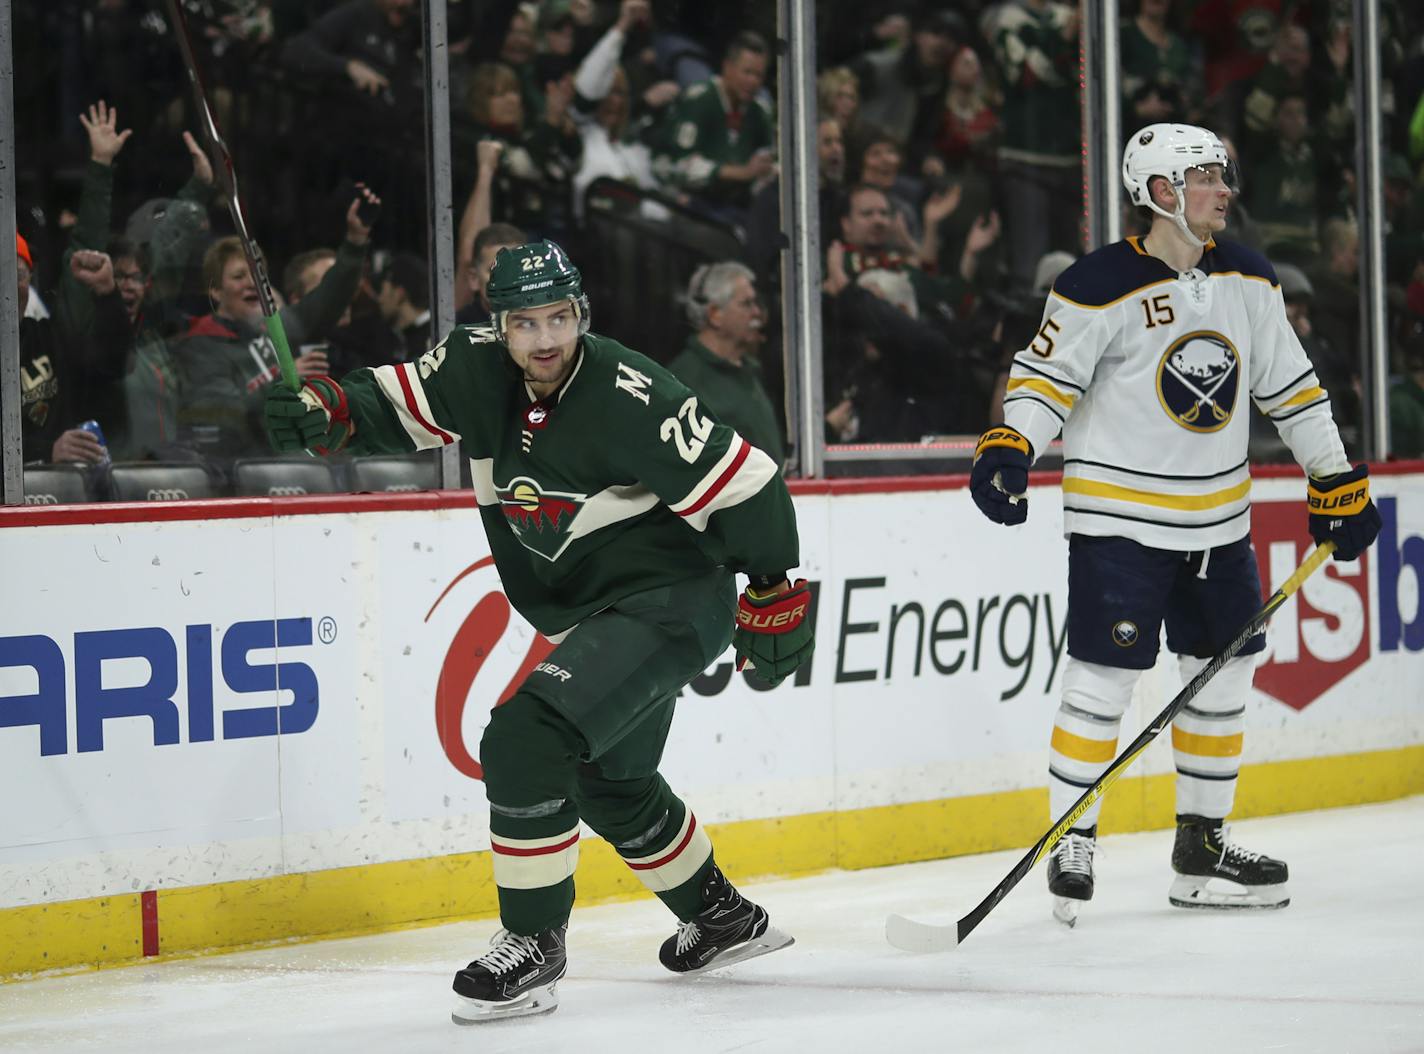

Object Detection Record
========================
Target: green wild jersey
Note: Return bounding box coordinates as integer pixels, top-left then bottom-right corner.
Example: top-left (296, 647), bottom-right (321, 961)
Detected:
top-left (340, 327), bottom-right (800, 636)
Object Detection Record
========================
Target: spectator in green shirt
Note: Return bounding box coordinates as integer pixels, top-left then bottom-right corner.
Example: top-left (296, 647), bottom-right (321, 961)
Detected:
top-left (655, 31), bottom-right (775, 217)
top-left (667, 262), bottom-right (785, 466)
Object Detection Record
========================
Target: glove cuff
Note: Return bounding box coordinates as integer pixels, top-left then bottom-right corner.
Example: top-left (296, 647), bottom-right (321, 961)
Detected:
top-left (1307, 465), bottom-right (1370, 518)
top-left (974, 424), bottom-right (1032, 463)
top-left (304, 376), bottom-right (353, 455)
top-left (737, 580), bottom-right (810, 633)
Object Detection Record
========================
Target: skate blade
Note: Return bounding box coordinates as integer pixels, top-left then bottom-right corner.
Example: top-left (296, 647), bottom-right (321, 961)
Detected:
top-left (1168, 875), bottom-right (1290, 911)
top-left (451, 984), bottom-right (559, 1024)
top-left (1052, 897), bottom-right (1081, 928)
top-left (680, 927), bottom-right (795, 977)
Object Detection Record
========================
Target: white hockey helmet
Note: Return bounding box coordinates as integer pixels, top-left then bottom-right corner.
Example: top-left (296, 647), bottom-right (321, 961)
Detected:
top-left (1122, 124), bottom-right (1238, 246)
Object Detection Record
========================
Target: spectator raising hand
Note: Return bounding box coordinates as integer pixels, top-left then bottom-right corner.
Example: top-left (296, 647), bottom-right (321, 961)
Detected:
top-left (345, 183), bottom-right (381, 245)
top-left (69, 249), bottom-right (116, 295)
top-left (79, 100), bottom-right (132, 166)
top-left (183, 130), bottom-right (215, 187)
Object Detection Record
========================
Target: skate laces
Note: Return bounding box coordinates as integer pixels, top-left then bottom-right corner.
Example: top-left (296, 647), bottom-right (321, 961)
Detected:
top-left (476, 929), bottom-right (545, 974)
top-left (1054, 833), bottom-right (1095, 875)
top-left (673, 920), bottom-right (702, 955)
top-left (1214, 826), bottom-right (1263, 867)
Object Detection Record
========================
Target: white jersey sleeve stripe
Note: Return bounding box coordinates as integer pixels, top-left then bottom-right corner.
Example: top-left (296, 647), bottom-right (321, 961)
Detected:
top-left (372, 363), bottom-right (461, 449)
top-left (669, 435), bottom-right (779, 532)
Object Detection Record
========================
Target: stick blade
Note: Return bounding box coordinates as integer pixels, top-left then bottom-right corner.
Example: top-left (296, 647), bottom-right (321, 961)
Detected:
top-left (885, 913), bottom-right (962, 953)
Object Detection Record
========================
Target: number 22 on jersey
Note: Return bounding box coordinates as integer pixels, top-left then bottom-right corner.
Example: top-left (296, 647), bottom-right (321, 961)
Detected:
top-left (660, 396), bottom-right (713, 463)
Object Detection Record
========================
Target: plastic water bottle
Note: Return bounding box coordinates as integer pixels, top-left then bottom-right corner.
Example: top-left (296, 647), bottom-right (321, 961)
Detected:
top-left (78, 419), bottom-right (112, 466)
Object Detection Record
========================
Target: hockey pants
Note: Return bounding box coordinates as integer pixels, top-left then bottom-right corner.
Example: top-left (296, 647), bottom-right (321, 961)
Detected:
top-left (479, 570), bottom-right (736, 935)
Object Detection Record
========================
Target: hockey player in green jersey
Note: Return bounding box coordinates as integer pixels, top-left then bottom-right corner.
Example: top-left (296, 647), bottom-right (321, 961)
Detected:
top-left (263, 240), bottom-right (813, 1023)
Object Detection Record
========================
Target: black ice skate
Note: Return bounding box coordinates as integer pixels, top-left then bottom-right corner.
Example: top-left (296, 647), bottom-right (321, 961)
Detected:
top-left (451, 924), bottom-right (567, 1024)
top-left (1169, 815), bottom-right (1290, 910)
top-left (1047, 827), bottom-right (1096, 927)
top-left (659, 866), bottom-right (794, 976)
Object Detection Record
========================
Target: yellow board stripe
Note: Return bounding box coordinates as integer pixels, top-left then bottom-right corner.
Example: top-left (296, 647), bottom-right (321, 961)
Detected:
top-left (1171, 727), bottom-right (1245, 758)
top-left (1051, 726), bottom-right (1118, 763)
top-left (1063, 476), bottom-right (1252, 511)
top-left (1280, 385), bottom-right (1326, 409)
top-left (1006, 377), bottom-right (1077, 409)
top-left (3, 745), bottom-right (1421, 981)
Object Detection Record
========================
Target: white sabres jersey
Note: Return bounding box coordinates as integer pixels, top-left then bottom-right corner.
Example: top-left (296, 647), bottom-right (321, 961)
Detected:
top-left (1004, 236), bottom-right (1349, 551)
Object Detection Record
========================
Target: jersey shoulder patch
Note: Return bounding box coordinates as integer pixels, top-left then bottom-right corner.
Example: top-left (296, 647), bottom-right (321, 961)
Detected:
top-left (1050, 239), bottom-right (1169, 309)
top-left (584, 333), bottom-right (683, 407)
top-left (456, 321), bottom-right (500, 347)
top-left (1203, 238), bottom-right (1278, 287)
top-left (685, 81), bottom-right (709, 100)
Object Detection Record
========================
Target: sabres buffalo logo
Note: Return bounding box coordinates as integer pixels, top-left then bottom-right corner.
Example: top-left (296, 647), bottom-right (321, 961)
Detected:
top-left (1156, 330), bottom-right (1241, 433)
top-left (496, 476), bottom-right (586, 561)
top-left (1112, 620), bottom-right (1139, 647)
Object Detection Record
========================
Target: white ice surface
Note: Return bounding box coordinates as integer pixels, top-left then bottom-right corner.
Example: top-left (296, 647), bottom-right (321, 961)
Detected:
top-left (1, 798), bottom-right (1421, 1053)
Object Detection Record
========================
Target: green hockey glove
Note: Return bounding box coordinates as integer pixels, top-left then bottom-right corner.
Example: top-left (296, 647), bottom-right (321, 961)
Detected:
top-left (263, 376), bottom-right (352, 456)
top-left (733, 579), bottom-right (814, 688)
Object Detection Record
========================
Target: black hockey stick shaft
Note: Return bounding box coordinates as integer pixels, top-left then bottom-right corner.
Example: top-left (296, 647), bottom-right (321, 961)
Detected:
top-left (951, 539), bottom-right (1337, 945)
top-left (163, 0), bottom-right (299, 391)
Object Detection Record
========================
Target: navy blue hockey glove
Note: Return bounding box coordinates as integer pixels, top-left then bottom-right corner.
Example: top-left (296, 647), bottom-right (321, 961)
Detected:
top-left (1307, 465), bottom-right (1381, 561)
top-left (970, 425), bottom-right (1032, 526)
top-left (263, 376), bottom-right (353, 456)
top-left (734, 579), bottom-right (814, 688)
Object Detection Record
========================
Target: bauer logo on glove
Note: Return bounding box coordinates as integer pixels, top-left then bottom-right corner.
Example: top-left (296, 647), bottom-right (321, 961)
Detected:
top-left (733, 579), bottom-right (814, 687)
top-left (1306, 465), bottom-right (1382, 562)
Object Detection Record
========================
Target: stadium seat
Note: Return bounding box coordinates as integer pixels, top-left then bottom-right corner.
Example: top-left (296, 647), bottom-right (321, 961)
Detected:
top-left (349, 454), bottom-right (440, 493)
top-left (233, 457), bottom-right (340, 497)
top-left (21, 464), bottom-right (92, 505)
top-left (107, 462), bottom-right (218, 502)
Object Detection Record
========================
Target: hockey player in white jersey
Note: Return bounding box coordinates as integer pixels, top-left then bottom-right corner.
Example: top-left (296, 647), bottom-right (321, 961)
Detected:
top-left (969, 124), bottom-right (1381, 924)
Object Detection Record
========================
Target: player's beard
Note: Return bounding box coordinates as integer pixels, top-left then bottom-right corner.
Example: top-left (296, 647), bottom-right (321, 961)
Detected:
top-left (521, 341), bottom-right (579, 390)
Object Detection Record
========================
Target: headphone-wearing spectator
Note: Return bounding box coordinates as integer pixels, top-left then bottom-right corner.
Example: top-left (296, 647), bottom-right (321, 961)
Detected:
top-left (668, 262), bottom-right (783, 465)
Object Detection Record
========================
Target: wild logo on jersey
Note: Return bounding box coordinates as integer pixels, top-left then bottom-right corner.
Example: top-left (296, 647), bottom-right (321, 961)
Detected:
top-left (1155, 330), bottom-right (1242, 433)
top-left (496, 476), bottom-right (587, 561)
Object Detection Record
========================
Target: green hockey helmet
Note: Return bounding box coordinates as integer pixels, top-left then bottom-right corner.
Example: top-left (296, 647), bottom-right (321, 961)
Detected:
top-left (485, 239), bottom-right (590, 342)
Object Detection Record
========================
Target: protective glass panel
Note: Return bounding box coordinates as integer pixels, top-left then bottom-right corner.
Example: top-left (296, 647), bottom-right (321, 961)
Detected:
top-left (814, 0), bottom-right (1084, 475)
top-left (1382, 9), bottom-right (1424, 458)
top-left (1132, 3), bottom-right (1362, 462)
top-left (453, 0), bottom-right (791, 472)
top-left (11, 0), bottom-right (439, 504)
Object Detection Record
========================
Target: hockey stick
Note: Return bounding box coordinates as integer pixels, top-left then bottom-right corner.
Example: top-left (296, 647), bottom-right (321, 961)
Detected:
top-left (886, 539), bottom-right (1337, 953)
top-left (163, 0), bottom-right (299, 392)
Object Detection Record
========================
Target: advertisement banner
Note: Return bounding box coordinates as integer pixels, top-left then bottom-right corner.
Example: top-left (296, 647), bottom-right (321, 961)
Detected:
top-left (1, 472), bottom-right (1420, 907)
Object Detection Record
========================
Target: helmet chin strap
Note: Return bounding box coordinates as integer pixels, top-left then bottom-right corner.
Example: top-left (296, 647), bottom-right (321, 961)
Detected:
top-left (1147, 186), bottom-right (1208, 249)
